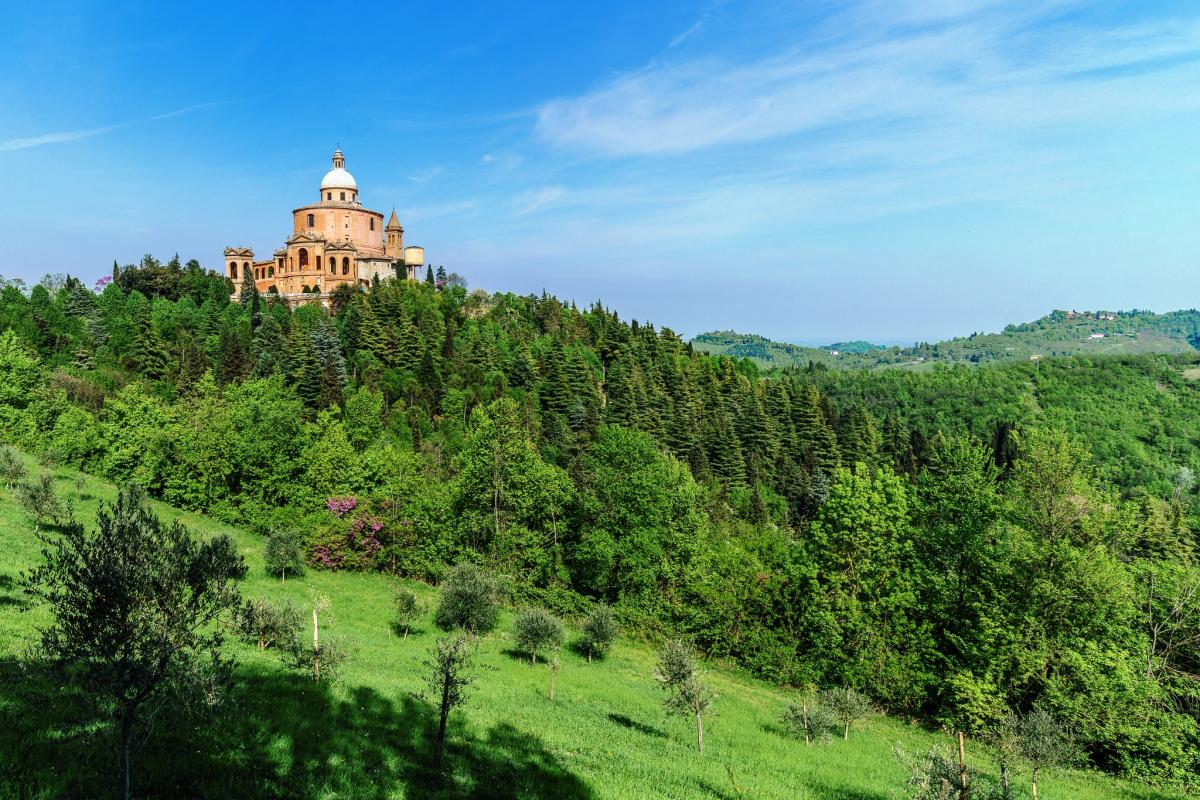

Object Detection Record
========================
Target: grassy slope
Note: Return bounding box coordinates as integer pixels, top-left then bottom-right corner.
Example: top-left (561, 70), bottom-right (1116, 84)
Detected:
top-left (0, 455), bottom-right (1181, 799)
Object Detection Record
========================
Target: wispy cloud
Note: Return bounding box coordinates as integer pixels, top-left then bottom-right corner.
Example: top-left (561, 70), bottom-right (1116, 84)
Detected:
top-left (513, 185), bottom-right (567, 215)
top-left (536, 4), bottom-right (1200, 157)
top-left (0, 100), bottom-right (231, 153)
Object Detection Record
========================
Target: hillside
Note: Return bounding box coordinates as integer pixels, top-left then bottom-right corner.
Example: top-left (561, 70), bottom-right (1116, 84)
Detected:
top-left (692, 309), bottom-right (1200, 370)
top-left (0, 453), bottom-right (1175, 799)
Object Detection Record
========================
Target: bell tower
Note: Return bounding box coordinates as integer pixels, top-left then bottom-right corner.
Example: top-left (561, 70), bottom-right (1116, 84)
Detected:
top-left (385, 208), bottom-right (404, 259)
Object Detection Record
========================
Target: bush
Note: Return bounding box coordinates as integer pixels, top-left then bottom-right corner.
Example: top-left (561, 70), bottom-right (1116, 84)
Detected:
top-left (394, 587), bottom-right (423, 638)
top-left (579, 603), bottom-right (618, 661)
top-left (512, 607), bottom-right (565, 664)
top-left (264, 529), bottom-right (305, 581)
top-left (18, 471), bottom-right (62, 534)
top-left (781, 694), bottom-right (836, 745)
top-left (233, 597), bottom-right (302, 652)
top-left (820, 686), bottom-right (874, 740)
top-left (0, 446), bottom-right (26, 490)
top-left (435, 561), bottom-right (500, 634)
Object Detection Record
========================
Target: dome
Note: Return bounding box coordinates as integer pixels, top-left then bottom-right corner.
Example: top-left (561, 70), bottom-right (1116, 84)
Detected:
top-left (321, 167), bottom-right (357, 191)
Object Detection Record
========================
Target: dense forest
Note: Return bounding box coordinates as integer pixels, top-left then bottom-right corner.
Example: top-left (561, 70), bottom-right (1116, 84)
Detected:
top-left (2, 257), bottom-right (1200, 788)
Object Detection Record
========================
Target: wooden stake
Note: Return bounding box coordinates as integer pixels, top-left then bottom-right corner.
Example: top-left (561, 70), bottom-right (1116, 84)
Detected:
top-left (957, 730), bottom-right (968, 800)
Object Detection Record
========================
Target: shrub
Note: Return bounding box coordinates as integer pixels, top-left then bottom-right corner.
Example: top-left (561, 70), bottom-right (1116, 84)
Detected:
top-left (512, 607), bottom-right (565, 664)
top-left (435, 561), bottom-right (500, 634)
top-left (0, 446), bottom-right (26, 490)
top-left (654, 639), bottom-right (716, 753)
top-left (233, 597), bottom-right (302, 652)
top-left (781, 694), bottom-right (836, 745)
top-left (18, 471), bottom-right (62, 535)
top-left (264, 529), bottom-right (305, 581)
top-left (394, 587), bottom-right (423, 639)
top-left (820, 686), bottom-right (874, 740)
top-left (579, 603), bottom-right (619, 662)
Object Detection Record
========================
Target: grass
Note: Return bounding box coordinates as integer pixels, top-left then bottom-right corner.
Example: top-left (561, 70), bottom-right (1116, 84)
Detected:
top-left (0, 453), bottom-right (1184, 799)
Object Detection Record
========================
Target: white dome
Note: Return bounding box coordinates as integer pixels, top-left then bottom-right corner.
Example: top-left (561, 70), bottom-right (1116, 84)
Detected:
top-left (321, 167), bottom-right (357, 191)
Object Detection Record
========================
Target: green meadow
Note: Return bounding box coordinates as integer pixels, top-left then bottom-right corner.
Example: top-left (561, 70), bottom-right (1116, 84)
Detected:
top-left (0, 454), bottom-right (1180, 799)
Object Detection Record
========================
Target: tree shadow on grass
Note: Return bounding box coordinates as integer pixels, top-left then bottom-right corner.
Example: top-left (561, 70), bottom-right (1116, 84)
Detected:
top-left (0, 657), bottom-right (595, 799)
top-left (0, 573), bottom-right (32, 609)
top-left (606, 712), bottom-right (665, 739)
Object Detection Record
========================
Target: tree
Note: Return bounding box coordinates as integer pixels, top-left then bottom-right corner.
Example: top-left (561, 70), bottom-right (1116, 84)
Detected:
top-left (394, 587), bottom-right (423, 639)
top-left (654, 639), bottom-right (715, 753)
top-left (264, 529), bottom-right (305, 582)
top-left (820, 686), bottom-right (874, 740)
top-left (18, 470), bottom-right (62, 535)
top-left (22, 485), bottom-right (246, 800)
top-left (435, 561), bottom-right (501, 634)
top-left (422, 633), bottom-right (480, 768)
top-left (1018, 707), bottom-right (1076, 799)
top-left (234, 596), bottom-right (302, 652)
top-left (512, 607), bottom-right (565, 664)
top-left (579, 603), bottom-right (619, 662)
top-left (781, 692), bottom-right (835, 746)
top-left (0, 445), bottom-right (27, 490)
top-left (425, 264), bottom-right (435, 285)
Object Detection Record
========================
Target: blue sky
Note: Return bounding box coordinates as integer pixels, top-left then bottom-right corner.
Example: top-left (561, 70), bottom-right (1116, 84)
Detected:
top-left (2, 1), bottom-right (1199, 343)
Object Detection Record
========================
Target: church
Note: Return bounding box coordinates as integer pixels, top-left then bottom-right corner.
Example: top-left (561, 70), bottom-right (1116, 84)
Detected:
top-left (224, 149), bottom-right (426, 303)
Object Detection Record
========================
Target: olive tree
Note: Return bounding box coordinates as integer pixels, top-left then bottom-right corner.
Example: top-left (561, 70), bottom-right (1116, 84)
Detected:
top-left (820, 686), bottom-right (874, 740)
top-left (579, 603), bottom-right (618, 662)
top-left (435, 561), bottom-right (500, 634)
top-left (1018, 707), bottom-right (1076, 799)
top-left (422, 633), bottom-right (481, 767)
top-left (264, 529), bottom-right (305, 582)
top-left (654, 639), bottom-right (715, 753)
top-left (781, 691), bottom-right (836, 746)
top-left (23, 485), bottom-right (246, 800)
top-left (394, 587), bottom-right (423, 639)
top-left (512, 607), bottom-right (565, 664)
top-left (233, 596), bottom-right (302, 652)
top-left (18, 471), bottom-right (62, 535)
top-left (0, 445), bottom-right (26, 490)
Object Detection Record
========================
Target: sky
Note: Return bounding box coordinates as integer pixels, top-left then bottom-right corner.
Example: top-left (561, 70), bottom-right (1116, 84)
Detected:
top-left (1, 0), bottom-right (1199, 344)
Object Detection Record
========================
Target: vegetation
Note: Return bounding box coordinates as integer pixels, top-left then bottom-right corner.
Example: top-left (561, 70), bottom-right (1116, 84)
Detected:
top-left (512, 607), bottom-right (565, 664)
top-left (579, 603), bottom-right (618, 662)
top-left (264, 529), bottom-right (305, 581)
top-left (1, 262), bottom-right (1199, 790)
top-left (654, 639), bottom-right (715, 753)
top-left (22, 484), bottom-right (246, 799)
top-left (422, 633), bottom-right (480, 768)
top-left (394, 586), bottom-right (423, 639)
top-left (435, 562), bottom-right (501, 634)
top-left (0, 457), bottom-right (1176, 798)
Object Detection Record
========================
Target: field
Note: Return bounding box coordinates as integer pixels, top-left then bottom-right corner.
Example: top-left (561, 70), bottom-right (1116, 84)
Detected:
top-left (0, 454), bottom-right (1182, 799)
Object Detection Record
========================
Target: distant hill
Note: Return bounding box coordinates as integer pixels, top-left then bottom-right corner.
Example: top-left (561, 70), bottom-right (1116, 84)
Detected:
top-left (692, 309), bottom-right (1200, 370)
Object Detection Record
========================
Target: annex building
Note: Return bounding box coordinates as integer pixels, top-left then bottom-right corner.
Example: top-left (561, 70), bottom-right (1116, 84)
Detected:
top-left (224, 148), bottom-right (426, 304)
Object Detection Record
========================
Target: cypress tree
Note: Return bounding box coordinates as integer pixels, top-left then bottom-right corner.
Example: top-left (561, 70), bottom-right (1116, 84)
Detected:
top-left (128, 305), bottom-right (168, 379)
top-left (425, 264), bottom-right (435, 285)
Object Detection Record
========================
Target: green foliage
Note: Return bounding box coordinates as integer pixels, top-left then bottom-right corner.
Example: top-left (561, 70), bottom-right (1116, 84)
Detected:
top-left (17, 470), bottom-right (62, 533)
top-left (654, 639), bottom-right (715, 752)
top-left (435, 561), bottom-right (501, 634)
top-left (512, 607), bottom-right (566, 664)
top-left (579, 603), bottom-right (619, 661)
top-left (393, 587), bottom-right (423, 638)
top-left (233, 596), bottom-right (302, 652)
top-left (22, 484), bottom-right (246, 797)
top-left (421, 633), bottom-right (480, 766)
top-left (0, 445), bottom-right (26, 489)
top-left (780, 694), bottom-right (836, 745)
top-left (263, 529), bottom-right (305, 581)
top-left (819, 687), bottom-right (874, 740)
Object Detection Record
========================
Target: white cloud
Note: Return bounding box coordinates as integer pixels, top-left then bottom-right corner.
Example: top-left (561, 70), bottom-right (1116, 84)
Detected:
top-left (512, 186), bottom-right (567, 215)
top-left (0, 101), bottom-right (231, 153)
top-left (535, 6), bottom-right (1200, 157)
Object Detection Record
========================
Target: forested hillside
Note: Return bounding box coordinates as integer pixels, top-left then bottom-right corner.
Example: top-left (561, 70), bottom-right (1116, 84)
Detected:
top-left (2, 259), bottom-right (1200, 789)
top-left (693, 309), bottom-right (1200, 370)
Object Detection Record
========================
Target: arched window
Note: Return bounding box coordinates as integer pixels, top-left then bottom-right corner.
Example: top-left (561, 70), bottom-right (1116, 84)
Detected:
top-left (307, 213), bottom-right (315, 228)
top-left (277, 257), bottom-right (283, 272)
top-left (298, 248), bottom-right (309, 268)
top-left (330, 257), bottom-right (336, 273)
top-left (230, 262), bottom-right (237, 279)
top-left (342, 257), bottom-right (349, 275)
top-left (268, 266), bottom-right (274, 277)
top-left (243, 262), bottom-right (250, 274)
top-left (369, 218), bottom-right (375, 231)
top-left (316, 255), bottom-right (322, 271)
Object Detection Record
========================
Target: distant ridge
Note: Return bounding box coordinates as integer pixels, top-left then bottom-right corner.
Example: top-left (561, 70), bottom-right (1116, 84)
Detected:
top-left (692, 309), bottom-right (1200, 371)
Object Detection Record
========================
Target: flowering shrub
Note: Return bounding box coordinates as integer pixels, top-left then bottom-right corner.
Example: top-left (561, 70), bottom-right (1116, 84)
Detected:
top-left (326, 496), bottom-right (357, 518)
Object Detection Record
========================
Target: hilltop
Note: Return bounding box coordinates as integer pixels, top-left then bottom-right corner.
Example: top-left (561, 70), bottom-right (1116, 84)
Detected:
top-left (692, 309), bottom-right (1200, 370)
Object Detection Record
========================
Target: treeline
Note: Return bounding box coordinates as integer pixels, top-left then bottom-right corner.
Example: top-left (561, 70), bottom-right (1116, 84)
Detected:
top-left (1, 259), bottom-right (1199, 787)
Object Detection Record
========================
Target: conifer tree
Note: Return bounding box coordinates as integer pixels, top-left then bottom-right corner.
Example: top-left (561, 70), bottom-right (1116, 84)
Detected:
top-left (127, 305), bottom-right (168, 379)
top-left (425, 264), bottom-right (435, 285)
top-left (250, 310), bottom-right (285, 378)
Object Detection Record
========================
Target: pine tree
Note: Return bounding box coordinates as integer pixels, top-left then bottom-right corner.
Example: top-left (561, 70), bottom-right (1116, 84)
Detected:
top-left (250, 310), bottom-right (285, 378)
top-left (128, 305), bottom-right (168, 379)
top-left (425, 264), bottom-right (435, 285)
top-left (217, 327), bottom-right (249, 385)
top-left (239, 269), bottom-right (260, 332)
